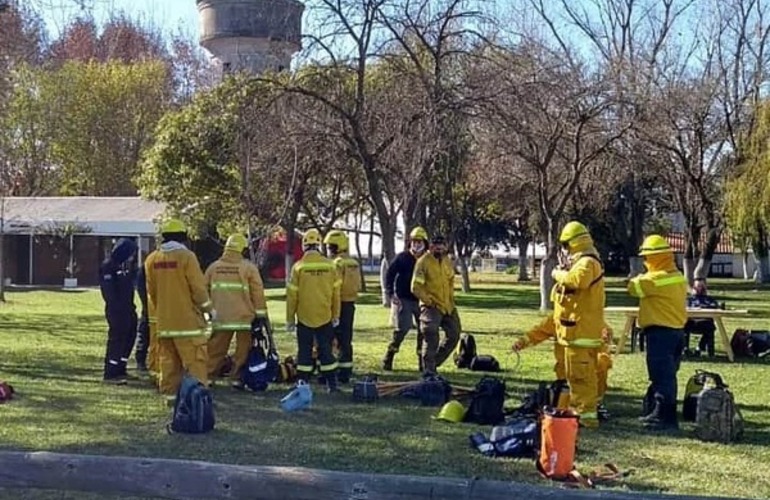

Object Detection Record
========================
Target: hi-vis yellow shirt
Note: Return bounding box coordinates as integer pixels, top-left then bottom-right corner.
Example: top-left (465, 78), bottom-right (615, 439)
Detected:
top-left (335, 253), bottom-right (361, 303)
top-left (286, 251), bottom-right (341, 328)
top-left (205, 251), bottom-right (268, 331)
top-left (628, 269), bottom-right (687, 329)
top-left (411, 253), bottom-right (455, 315)
top-left (145, 242), bottom-right (212, 338)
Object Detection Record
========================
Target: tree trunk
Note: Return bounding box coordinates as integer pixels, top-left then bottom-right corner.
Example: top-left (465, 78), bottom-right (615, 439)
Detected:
top-left (530, 243), bottom-right (537, 279)
top-left (517, 236), bottom-right (530, 282)
top-left (683, 225), bottom-right (699, 285)
top-left (752, 229), bottom-right (770, 283)
top-left (354, 207), bottom-right (366, 293)
top-left (742, 252), bottom-right (750, 280)
top-left (0, 197), bottom-right (5, 302)
top-left (694, 228), bottom-right (719, 280)
top-left (456, 243), bottom-right (471, 293)
top-left (368, 215), bottom-right (375, 263)
top-left (539, 222), bottom-right (558, 312)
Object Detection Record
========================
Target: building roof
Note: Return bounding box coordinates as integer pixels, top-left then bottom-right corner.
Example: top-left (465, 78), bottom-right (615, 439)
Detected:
top-left (665, 232), bottom-right (734, 254)
top-left (2, 197), bottom-right (166, 236)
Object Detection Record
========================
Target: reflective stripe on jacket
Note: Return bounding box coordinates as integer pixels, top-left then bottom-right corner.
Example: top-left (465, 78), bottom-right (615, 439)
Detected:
top-left (205, 251), bottom-right (268, 331)
top-left (145, 242), bottom-right (212, 338)
top-left (286, 251), bottom-right (341, 328)
top-left (335, 254), bottom-right (361, 303)
top-left (550, 250), bottom-right (606, 348)
top-left (629, 268), bottom-right (687, 329)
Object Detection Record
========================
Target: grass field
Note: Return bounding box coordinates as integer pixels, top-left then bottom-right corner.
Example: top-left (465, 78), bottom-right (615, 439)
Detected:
top-left (1, 275), bottom-right (770, 499)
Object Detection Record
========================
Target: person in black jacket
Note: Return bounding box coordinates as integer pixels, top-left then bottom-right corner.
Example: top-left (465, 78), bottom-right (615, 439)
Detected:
top-left (381, 226), bottom-right (429, 371)
top-left (99, 238), bottom-right (138, 384)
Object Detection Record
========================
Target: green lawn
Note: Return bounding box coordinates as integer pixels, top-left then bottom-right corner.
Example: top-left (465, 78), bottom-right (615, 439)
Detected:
top-left (1, 275), bottom-right (769, 499)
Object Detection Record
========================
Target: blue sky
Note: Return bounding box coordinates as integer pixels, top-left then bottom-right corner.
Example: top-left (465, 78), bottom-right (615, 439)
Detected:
top-left (39, 0), bottom-right (201, 40)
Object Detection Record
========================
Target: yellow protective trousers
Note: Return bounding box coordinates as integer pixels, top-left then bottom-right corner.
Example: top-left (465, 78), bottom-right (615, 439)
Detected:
top-left (564, 346), bottom-right (599, 426)
top-left (158, 336), bottom-right (208, 398)
top-left (207, 330), bottom-right (251, 381)
top-left (555, 343), bottom-right (611, 403)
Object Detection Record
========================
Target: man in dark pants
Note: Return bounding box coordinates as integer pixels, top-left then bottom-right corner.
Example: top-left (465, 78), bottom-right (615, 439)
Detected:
top-left (411, 235), bottom-right (461, 375)
top-left (286, 229), bottom-right (341, 393)
top-left (99, 238), bottom-right (138, 384)
top-left (382, 226), bottom-right (429, 371)
top-left (628, 235), bottom-right (688, 430)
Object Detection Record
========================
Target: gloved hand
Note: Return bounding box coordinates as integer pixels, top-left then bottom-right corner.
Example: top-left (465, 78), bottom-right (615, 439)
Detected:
top-left (512, 338), bottom-right (526, 352)
top-left (204, 309), bottom-right (218, 322)
top-left (332, 318), bottom-right (340, 328)
top-left (391, 295), bottom-right (401, 306)
top-left (551, 268), bottom-right (567, 282)
top-left (286, 322), bottom-right (296, 334)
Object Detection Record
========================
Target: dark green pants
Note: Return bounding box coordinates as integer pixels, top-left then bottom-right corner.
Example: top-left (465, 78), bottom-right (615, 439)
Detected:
top-left (420, 307), bottom-right (461, 374)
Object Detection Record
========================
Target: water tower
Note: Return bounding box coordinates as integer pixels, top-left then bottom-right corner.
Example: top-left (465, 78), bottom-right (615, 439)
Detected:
top-left (197, 0), bottom-right (304, 75)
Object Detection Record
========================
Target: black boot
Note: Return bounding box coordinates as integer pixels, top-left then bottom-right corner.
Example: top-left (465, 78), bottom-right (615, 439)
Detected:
top-left (644, 403), bottom-right (679, 431)
top-left (639, 396), bottom-right (664, 423)
top-left (382, 351), bottom-right (395, 371)
top-left (640, 386), bottom-right (656, 418)
top-left (326, 371), bottom-right (340, 394)
top-left (338, 368), bottom-right (351, 384)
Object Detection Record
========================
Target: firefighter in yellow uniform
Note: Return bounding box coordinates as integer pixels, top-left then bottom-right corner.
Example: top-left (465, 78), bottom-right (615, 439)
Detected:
top-left (145, 219), bottom-right (214, 405)
top-left (411, 235), bottom-right (461, 375)
top-left (287, 229), bottom-right (342, 392)
top-left (324, 230), bottom-right (360, 384)
top-left (515, 316), bottom-right (614, 419)
top-left (628, 235), bottom-right (687, 431)
top-left (514, 221), bottom-right (605, 428)
top-left (205, 234), bottom-right (270, 390)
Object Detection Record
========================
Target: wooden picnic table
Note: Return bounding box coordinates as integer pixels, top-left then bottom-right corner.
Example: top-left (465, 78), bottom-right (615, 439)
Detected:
top-left (605, 306), bottom-right (750, 362)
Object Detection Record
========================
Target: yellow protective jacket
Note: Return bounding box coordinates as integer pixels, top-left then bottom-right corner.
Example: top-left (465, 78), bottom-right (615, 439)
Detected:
top-left (335, 253), bottom-right (361, 303)
top-left (628, 253), bottom-right (687, 329)
top-left (287, 250), bottom-right (341, 328)
top-left (550, 248), bottom-right (606, 348)
top-left (205, 251), bottom-right (268, 331)
top-left (411, 253), bottom-right (456, 315)
top-left (145, 242), bottom-right (212, 338)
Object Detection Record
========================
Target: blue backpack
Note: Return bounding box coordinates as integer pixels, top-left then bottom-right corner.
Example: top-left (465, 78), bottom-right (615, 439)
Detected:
top-left (167, 375), bottom-right (215, 434)
top-left (241, 319), bottom-right (279, 392)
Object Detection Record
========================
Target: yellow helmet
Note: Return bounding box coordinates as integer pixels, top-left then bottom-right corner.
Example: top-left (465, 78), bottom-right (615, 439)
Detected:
top-left (225, 233), bottom-right (248, 253)
top-left (559, 221), bottom-right (589, 244)
top-left (639, 234), bottom-right (671, 256)
top-left (409, 226), bottom-right (428, 241)
top-left (160, 218), bottom-right (186, 234)
top-left (323, 229), bottom-right (349, 252)
top-left (435, 400), bottom-right (465, 423)
top-left (303, 229), bottom-right (322, 247)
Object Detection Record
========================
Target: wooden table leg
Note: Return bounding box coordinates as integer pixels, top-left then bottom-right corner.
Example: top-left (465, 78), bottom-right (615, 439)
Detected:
top-left (715, 317), bottom-right (735, 362)
top-left (616, 315), bottom-right (634, 355)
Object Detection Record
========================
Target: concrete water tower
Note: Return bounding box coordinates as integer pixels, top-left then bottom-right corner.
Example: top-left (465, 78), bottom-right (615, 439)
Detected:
top-left (197, 0), bottom-right (304, 75)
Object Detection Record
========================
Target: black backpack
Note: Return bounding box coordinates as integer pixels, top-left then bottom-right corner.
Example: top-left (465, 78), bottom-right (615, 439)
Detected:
top-left (241, 319), bottom-right (278, 392)
top-left (464, 376), bottom-right (506, 425)
top-left (469, 355), bottom-right (500, 372)
top-left (454, 333), bottom-right (477, 369)
top-left (167, 375), bottom-right (215, 434)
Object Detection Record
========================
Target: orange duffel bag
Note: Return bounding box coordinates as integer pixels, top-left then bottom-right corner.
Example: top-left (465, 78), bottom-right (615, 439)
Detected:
top-left (537, 407), bottom-right (579, 480)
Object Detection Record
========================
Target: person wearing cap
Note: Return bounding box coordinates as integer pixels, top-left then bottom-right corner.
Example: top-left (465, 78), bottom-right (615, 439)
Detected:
top-left (145, 218), bottom-right (215, 405)
top-left (629, 234), bottom-right (687, 430)
top-left (287, 229), bottom-right (342, 393)
top-left (205, 233), bottom-right (270, 390)
top-left (323, 229), bottom-right (360, 384)
top-left (411, 234), bottom-right (461, 375)
top-left (512, 221), bottom-right (606, 428)
top-left (382, 226), bottom-right (429, 371)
